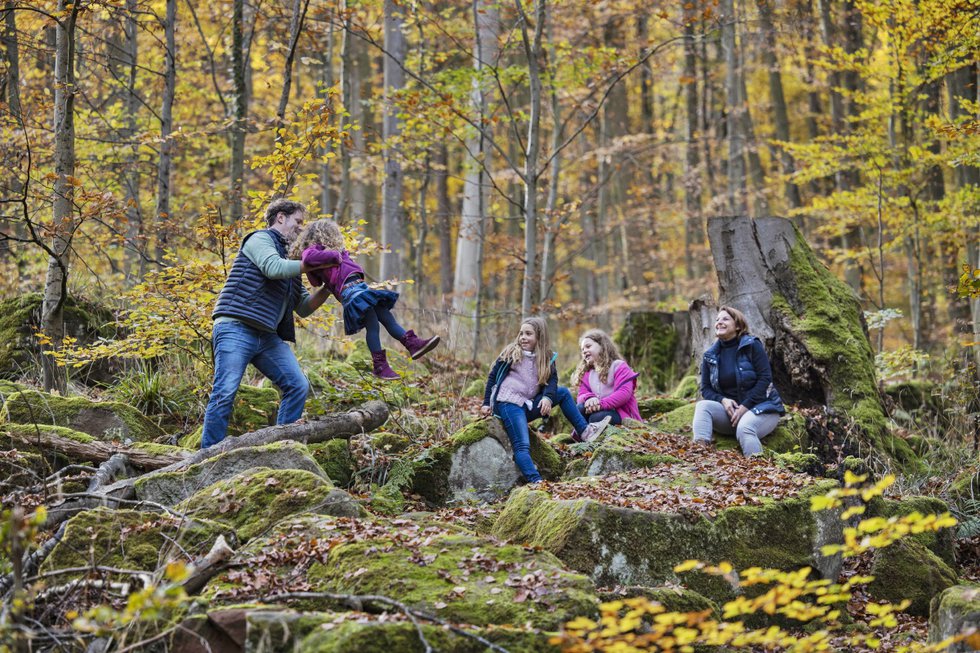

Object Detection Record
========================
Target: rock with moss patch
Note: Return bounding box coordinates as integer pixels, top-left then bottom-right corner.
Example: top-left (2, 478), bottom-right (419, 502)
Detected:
top-left (599, 585), bottom-right (718, 617)
top-left (636, 397), bottom-right (688, 420)
top-left (616, 310), bottom-right (690, 393)
top-left (305, 353), bottom-right (419, 414)
top-left (40, 507), bottom-right (230, 579)
top-left (868, 539), bottom-right (957, 617)
top-left (671, 375), bottom-right (700, 399)
top-left (298, 619), bottom-right (561, 653)
top-left (869, 495), bottom-right (956, 566)
top-left (308, 439), bottom-right (355, 487)
top-left (135, 441), bottom-right (329, 506)
top-left (0, 293), bottom-right (122, 385)
top-left (491, 482), bottom-right (843, 605)
top-left (929, 584), bottom-right (980, 651)
top-left (177, 467), bottom-right (364, 542)
top-left (462, 378), bottom-right (485, 398)
top-left (572, 424), bottom-right (683, 478)
top-left (3, 389), bottom-right (164, 442)
top-left (411, 418), bottom-right (563, 506)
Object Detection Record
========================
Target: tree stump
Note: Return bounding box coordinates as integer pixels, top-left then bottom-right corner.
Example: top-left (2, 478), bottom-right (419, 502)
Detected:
top-left (696, 216), bottom-right (917, 470)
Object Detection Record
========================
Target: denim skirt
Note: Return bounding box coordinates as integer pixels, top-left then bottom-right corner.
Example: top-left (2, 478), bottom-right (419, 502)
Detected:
top-left (340, 282), bottom-right (399, 335)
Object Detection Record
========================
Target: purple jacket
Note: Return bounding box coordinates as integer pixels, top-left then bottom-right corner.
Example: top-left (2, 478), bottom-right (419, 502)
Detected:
top-left (577, 360), bottom-right (643, 422)
top-left (303, 245), bottom-right (364, 301)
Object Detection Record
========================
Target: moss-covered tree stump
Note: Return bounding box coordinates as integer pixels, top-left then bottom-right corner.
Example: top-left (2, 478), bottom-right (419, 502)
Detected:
top-left (616, 311), bottom-right (691, 393)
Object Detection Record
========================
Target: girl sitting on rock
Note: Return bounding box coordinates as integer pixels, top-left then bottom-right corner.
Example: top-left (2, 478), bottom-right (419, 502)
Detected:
top-left (571, 328), bottom-right (642, 431)
top-left (481, 317), bottom-right (610, 483)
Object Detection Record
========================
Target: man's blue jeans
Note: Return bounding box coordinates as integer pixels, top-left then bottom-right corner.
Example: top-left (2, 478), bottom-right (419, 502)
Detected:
top-left (201, 320), bottom-right (309, 448)
top-left (494, 387), bottom-right (589, 482)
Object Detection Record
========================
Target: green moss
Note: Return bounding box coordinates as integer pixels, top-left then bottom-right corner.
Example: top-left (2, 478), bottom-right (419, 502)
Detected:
top-left (177, 468), bottom-right (354, 542)
top-left (305, 531), bottom-right (596, 629)
top-left (492, 487), bottom-right (589, 552)
top-left (616, 313), bottom-right (681, 392)
top-left (653, 403), bottom-right (695, 436)
top-left (462, 378), bottom-right (484, 398)
top-left (299, 621), bottom-right (561, 653)
top-left (449, 419), bottom-right (496, 447)
top-left (309, 439), bottom-right (355, 487)
top-left (305, 354), bottom-right (420, 414)
top-left (671, 375), bottom-right (700, 399)
top-left (773, 452), bottom-right (822, 475)
top-left (179, 427), bottom-right (202, 449)
top-left (868, 539), bottom-right (957, 617)
top-left (2, 422), bottom-right (96, 444)
top-left (40, 507), bottom-right (228, 577)
top-left (370, 431), bottom-right (412, 453)
top-left (2, 390), bottom-right (164, 442)
top-left (128, 441), bottom-right (188, 456)
top-left (870, 496), bottom-right (956, 566)
top-left (636, 397), bottom-right (688, 420)
top-left (600, 586), bottom-right (718, 617)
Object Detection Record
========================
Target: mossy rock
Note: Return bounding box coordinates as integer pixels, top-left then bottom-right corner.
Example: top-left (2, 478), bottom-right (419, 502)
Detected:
top-left (671, 375), bottom-right (700, 399)
top-left (462, 378), bottom-right (485, 398)
top-left (179, 426), bottom-right (202, 449)
top-left (615, 310), bottom-right (689, 393)
top-left (868, 539), bottom-right (957, 617)
top-left (177, 467), bottom-right (364, 542)
top-left (636, 397), bottom-right (689, 420)
top-left (204, 514), bottom-right (598, 631)
top-left (308, 439), bottom-right (355, 487)
top-left (305, 355), bottom-right (419, 414)
top-left (40, 507), bottom-right (230, 578)
top-left (884, 380), bottom-right (950, 429)
top-left (2, 390), bottom-right (164, 442)
top-left (135, 440), bottom-right (329, 507)
top-left (929, 584), bottom-right (980, 650)
top-left (0, 293), bottom-right (122, 385)
top-left (869, 495), bottom-right (956, 566)
top-left (491, 481), bottom-right (843, 605)
top-left (298, 620), bottom-right (561, 653)
top-left (409, 418), bottom-right (563, 506)
top-left (599, 585), bottom-right (718, 617)
top-left (949, 466), bottom-right (980, 513)
top-left (772, 451), bottom-right (822, 475)
top-left (230, 384), bottom-right (280, 433)
top-left (575, 424), bottom-right (683, 478)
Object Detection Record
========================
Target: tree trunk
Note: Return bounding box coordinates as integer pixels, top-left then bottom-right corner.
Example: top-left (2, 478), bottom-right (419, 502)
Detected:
top-left (121, 0), bottom-right (144, 281)
top-left (682, 4), bottom-right (703, 280)
top-left (434, 143), bottom-right (453, 299)
top-left (274, 0), bottom-right (310, 150)
top-left (319, 19), bottom-right (336, 215)
top-left (335, 5), bottom-right (352, 221)
top-left (229, 0), bottom-right (246, 222)
top-left (380, 0), bottom-right (406, 280)
top-left (451, 0), bottom-right (498, 355)
top-left (720, 0), bottom-right (748, 216)
top-left (757, 0), bottom-right (802, 211)
top-left (42, 0), bottom-right (80, 394)
top-left (3, 2), bottom-right (20, 119)
top-left (154, 0), bottom-right (175, 263)
top-left (699, 215), bottom-right (917, 470)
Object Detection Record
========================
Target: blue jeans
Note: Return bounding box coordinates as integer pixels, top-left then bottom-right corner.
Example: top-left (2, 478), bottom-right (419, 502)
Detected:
top-left (577, 403), bottom-right (622, 426)
top-left (201, 320), bottom-right (309, 448)
top-left (494, 387), bottom-right (588, 481)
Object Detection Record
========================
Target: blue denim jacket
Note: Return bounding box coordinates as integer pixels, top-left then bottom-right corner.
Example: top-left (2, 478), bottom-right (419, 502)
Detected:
top-left (700, 335), bottom-right (784, 415)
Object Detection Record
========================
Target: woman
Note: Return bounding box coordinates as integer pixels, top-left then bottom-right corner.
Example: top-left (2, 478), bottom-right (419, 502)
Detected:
top-left (692, 306), bottom-right (785, 456)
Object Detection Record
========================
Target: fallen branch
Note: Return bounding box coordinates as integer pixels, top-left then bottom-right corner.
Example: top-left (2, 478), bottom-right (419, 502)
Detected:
top-left (1, 428), bottom-right (186, 470)
top-left (182, 535), bottom-right (234, 595)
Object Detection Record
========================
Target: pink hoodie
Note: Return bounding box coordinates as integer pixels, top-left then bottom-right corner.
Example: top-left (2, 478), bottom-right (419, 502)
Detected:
top-left (577, 360), bottom-right (643, 422)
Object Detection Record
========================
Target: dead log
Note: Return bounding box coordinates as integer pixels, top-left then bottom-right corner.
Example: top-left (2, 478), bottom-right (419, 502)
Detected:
top-left (41, 401), bottom-right (389, 528)
top-left (182, 534), bottom-right (234, 595)
top-left (695, 215), bottom-right (917, 469)
top-left (1, 427), bottom-right (186, 470)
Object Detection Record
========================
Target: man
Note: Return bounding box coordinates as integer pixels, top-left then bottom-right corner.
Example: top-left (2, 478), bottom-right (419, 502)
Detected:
top-left (201, 198), bottom-right (332, 448)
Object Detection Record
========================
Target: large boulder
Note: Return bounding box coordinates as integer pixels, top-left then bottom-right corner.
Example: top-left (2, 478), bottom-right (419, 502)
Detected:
top-left (202, 514), bottom-right (598, 631)
top-left (3, 389), bottom-right (165, 442)
top-left (652, 403), bottom-right (809, 455)
top-left (410, 418), bottom-right (563, 506)
top-left (491, 479), bottom-right (843, 605)
top-left (39, 507), bottom-right (231, 580)
top-left (567, 423), bottom-right (682, 479)
top-left (929, 584), bottom-right (980, 651)
top-left (867, 539), bottom-right (957, 617)
top-left (134, 441), bottom-right (328, 506)
top-left (0, 293), bottom-right (121, 385)
top-left (177, 467), bottom-right (364, 542)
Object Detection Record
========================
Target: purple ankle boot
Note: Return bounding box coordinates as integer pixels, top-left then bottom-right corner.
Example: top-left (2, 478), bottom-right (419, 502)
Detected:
top-left (399, 330), bottom-right (440, 360)
top-left (371, 350), bottom-right (400, 379)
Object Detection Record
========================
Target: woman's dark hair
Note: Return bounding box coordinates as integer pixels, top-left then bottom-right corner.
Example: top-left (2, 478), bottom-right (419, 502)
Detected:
top-left (718, 305), bottom-right (749, 337)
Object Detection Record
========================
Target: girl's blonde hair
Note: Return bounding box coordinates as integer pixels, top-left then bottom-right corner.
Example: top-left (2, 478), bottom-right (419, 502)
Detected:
top-left (496, 317), bottom-right (552, 386)
top-left (289, 218), bottom-right (345, 257)
top-left (571, 329), bottom-right (623, 388)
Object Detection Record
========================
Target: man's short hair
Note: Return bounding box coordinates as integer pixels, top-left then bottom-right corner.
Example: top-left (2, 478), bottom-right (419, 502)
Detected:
top-left (264, 199), bottom-right (306, 226)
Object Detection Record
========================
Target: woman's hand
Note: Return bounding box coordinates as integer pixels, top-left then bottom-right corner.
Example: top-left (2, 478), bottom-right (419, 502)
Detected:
top-left (731, 404), bottom-right (748, 426)
top-left (538, 397), bottom-right (553, 416)
top-left (721, 398), bottom-right (738, 418)
top-left (584, 397), bottom-right (601, 414)
top-left (481, 405), bottom-right (491, 417)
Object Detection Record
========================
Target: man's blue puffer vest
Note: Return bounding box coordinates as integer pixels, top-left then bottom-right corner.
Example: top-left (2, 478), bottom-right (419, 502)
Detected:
top-left (212, 229), bottom-right (302, 342)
